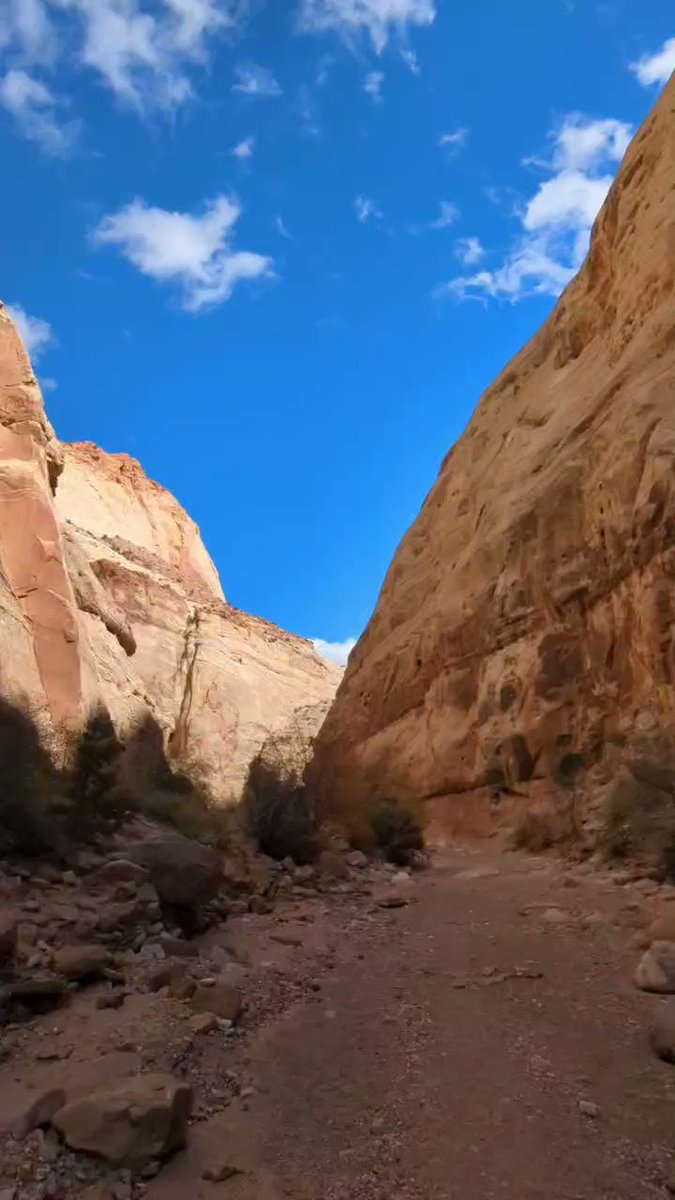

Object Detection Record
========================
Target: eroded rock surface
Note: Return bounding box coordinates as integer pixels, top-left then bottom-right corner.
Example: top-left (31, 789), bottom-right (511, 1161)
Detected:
top-left (310, 77), bottom-right (675, 837)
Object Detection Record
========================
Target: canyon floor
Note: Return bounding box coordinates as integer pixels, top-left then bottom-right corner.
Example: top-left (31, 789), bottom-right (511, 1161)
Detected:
top-left (3, 844), bottom-right (675, 1199)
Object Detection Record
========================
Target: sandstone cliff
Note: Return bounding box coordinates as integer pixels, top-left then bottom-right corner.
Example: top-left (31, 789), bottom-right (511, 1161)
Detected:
top-left (310, 77), bottom-right (675, 837)
top-left (0, 309), bottom-right (339, 798)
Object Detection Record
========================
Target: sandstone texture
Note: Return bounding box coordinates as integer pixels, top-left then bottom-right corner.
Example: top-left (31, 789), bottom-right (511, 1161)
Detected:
top-left (0, 307), bottom-right (339, 799)
top-left (309, 78), bottom-right (675, 836)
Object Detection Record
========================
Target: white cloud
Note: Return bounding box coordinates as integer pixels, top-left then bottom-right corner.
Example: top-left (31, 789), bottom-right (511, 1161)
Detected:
top-left (438, 127), bottom-right (466, 152)
top-left (0, 0), bottom-right (57, 63)
top-left (441, 112), bottom-right (633, 304)
top-left (454, 236), bottom-right (484, 265)
top-left (298, 0), bottom-right (436, 54)
top-left (430, 200), bottom-right (459, 229)
top-left (312, 636), bottom-right (355, 666)
top-left (354, 194), bottom-right (380, 222)
top-left (630, 37), bottom-right (675, 87)
top-left (91, 196), bottom-right (274, 312)
top-left (363, 69), bottom-right (384, 102)
top-left (0, 1), bottom-right (237, 116)
top-left (549, 114), bottom-right (632, 171)
top-left (231, 134), bottom-right (254, 158)
top-left (0, 69), bottom-right (77, 154)
top-left (232, 62), bottom-right (282, 97)
top-left (5, 302), bottom-right (55, 360)
top-left (39, 375), bottom-right (58, 392)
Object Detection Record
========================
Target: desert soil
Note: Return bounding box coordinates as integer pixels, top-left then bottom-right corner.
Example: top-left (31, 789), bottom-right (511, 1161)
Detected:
top-left (3, 845), bottom-right (675, 1200)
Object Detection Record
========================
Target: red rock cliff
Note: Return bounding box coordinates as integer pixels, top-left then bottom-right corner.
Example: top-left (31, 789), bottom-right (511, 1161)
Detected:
top-left (309, 77), bottom-right (675, 836)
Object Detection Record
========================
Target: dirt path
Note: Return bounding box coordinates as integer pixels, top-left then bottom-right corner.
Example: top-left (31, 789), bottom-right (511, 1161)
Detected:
top-left (148, 847), bottom-right (675, 1200)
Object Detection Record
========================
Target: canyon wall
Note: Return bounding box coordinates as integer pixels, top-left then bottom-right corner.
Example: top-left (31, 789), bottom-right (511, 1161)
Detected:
top-left (309, 76), bottom-right (675, 837)
top-left (0, 308), bottom-right (339, 798)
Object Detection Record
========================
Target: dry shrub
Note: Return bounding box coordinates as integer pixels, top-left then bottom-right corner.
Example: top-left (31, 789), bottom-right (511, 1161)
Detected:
top-left (120, 714), bottom-right (231, 848)
top-left (64, 706), bottom-right (128, 833)
top-left (0, 697), bottom-right (65, 856)
top-left (244, 752), bottom-right (318, 864)
top-left (367, 798), bottom-right (424, 866)
top-left (600, 772), bottom-right (675, 870)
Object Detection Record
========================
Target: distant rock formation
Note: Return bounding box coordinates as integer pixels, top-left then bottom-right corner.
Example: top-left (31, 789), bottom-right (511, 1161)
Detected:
top-left (0, 309), bottom-right (339, 799)
top-left (309, 77), bottom-right (675, 837)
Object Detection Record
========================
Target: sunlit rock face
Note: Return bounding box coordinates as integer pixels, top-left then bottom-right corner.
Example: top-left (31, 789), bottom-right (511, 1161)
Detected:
top-left (0, 307), bottom-right (340, 798)
top-left (309, 79), bottom-right (675, 836)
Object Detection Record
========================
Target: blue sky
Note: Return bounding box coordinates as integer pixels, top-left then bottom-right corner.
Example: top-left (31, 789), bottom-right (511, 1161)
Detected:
top-left (0, 2), bottom-right (673, 664)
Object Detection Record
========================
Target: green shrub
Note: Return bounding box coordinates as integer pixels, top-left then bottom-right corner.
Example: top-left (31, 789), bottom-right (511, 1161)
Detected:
top-left (368, 798), bottom-right (424, 866)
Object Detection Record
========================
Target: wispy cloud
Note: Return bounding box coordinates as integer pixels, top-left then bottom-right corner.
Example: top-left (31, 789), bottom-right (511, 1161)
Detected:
top-left (312, 636), bottom-right (355, 667)
top-left (430, 200), bottom-right (459, 229)
top-left (232, 62), bottom-right (282, 98)
top-left (275, 215), bottom-right (293, 240)
top-left (438, 127), bottom-right (467, 152)
top-left (454, 236), bottom-right (484, 266)
top-left (92, 195), bottom-right (274, 312)
top-left (400, 47), bottom-right (420, 74)
top-left (0, 69), bottom-right (78, 154)
top-left (363, 69), bottom-right (384, 102)
top-left (438, 113), bottom-right (632, 304)
top-left (297, 0), bottom-right (436, 54)
top-left (231, 134), bottom-right (255, 158)
top-left (630, 37), bottom-right (675, 87)
top-left (5, 302), bottom-right (55, 360)
top-left (355, 194), bottom-right (381, 223)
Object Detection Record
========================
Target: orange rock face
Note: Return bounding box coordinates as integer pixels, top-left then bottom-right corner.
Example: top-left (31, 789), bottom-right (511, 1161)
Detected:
top-left (0, 307), bottom-right (339, 797)
top-left (310, 79), bottom-right (675, 836)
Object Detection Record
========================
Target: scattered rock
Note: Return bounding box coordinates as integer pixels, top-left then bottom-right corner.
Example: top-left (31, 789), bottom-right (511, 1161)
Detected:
top-left (11, 1087), bottom-right (66, 1138)
top-left (52, 1073), bottom-right (193, 1166)
top-left (578, 1100), bottom-right (600, 1118)
top-left (127, 836), bottom-right (221, 908)
top-left (1, 976), bottom-right (66, 1016)
top-left (202, 1161), bottom-right (243, 1183)
top-left (540, 908), bottom-right (571, 927)
top-left (635, 942), bottom-right (675, 994)
top-left (376, 892), bottom-right (409, 909)
top-left (270, 929), bottom-right (304, 947)
top-left (52, 944), bottom-right (111, 981)
top-left (391, 871), bottom-right (413, 887)
top-left (190, 1012), bottom-right (219, 1034)
top-left (317, 850), bottom-right (349, 880)
top-left (346, 850), bottom-right (368, 870)
top-left (148, 959), bottom-right (186, 992)
top-left (94, 859), bottom-right (148, 886)
top-left (96, 989), bottom-right (127, 1010)
top-left (650, 1006), bottom-right (675, 1063)
top-left (191, 980), bottom-right (243, 1022)
top-left (159, 936), bottom-right (199, 958)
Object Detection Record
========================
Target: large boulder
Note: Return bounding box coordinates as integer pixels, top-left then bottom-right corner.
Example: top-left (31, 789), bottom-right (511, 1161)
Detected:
top-left (127, 835), bottom-right (222, 907)
top-left (52, 944), bottom-right (111, 981)
top-left (635, 942), bottom-right (675, 994)
top-left (52, 1074), bottom-right (192, 1166)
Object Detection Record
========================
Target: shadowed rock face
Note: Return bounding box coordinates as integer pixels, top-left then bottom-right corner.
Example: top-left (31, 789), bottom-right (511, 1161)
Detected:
top-left (0, 308), bottom-right (339, 798)
top-left (309, 78), bottom-right (675, 836)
